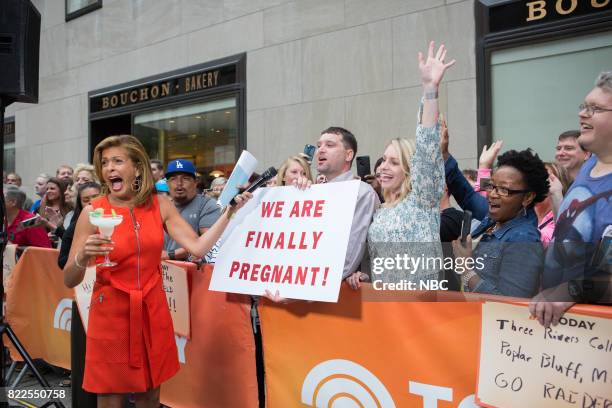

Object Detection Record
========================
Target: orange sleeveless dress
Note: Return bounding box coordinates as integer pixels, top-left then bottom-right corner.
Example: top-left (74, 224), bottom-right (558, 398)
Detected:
top-left (83, 195), bottom-right (179, 393)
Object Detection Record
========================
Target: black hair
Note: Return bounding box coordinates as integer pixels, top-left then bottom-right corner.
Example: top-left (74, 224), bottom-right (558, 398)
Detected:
top-left (321, 126), bottom-right (357, 165)
top-left (496, 149), bottom-right (550, 207)
top-left (74, 182), bottom-right (102, 220)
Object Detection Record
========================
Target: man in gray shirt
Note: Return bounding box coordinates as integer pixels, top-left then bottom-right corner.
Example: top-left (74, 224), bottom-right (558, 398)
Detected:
top-left (163, 159), bottom-right (220, 261)
top-left (311, 127), bottom-right (379, 279)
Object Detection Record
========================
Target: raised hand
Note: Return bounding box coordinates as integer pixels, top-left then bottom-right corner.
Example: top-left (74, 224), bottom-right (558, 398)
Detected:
top-left (418, 41), bottom-right (456, 89)
top-left (479, 140), bottom-right (504, 169)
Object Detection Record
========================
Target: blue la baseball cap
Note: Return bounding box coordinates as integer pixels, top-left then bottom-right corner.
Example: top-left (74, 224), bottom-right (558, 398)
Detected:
top-left (165, 159), bottom-right (197, 178)
top-left (155, 178), bottom-right (169, 192)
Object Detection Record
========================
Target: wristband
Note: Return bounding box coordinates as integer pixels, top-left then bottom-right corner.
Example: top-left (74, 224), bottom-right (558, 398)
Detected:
top-left (168, 250), bottom-right (176, 260)
top-left (424, 90), bottom-right (438, 100)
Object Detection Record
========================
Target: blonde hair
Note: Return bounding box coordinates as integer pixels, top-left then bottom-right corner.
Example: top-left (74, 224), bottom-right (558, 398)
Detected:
top-left (93, 135), bottom-right (154, 207)
top-left (544, 162), bottom-right (571, 196)
top-left (382, 138), bottom-right (415, 206)
top-left (276, 156), bottom-right (313, 186)
top-left (73, 163), bottom-right (97, 183)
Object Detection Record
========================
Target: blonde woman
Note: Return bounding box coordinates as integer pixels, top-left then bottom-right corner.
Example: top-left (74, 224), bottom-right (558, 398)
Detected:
top-left (73, 163), bottom-right (98, 185)
top-left (276, 155), bottom-right (313, 186)
top-left (347, 41), bottom-right (454, 289)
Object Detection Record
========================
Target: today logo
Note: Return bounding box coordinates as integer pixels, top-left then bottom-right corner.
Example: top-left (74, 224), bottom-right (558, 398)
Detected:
top-left (301, 359), bottom-right (478, 407)
top-left (53, 298), bottom-right (73, 332)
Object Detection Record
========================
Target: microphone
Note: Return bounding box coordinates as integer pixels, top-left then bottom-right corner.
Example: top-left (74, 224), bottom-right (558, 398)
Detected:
top-left (229, 167), bottom-right (277, 206)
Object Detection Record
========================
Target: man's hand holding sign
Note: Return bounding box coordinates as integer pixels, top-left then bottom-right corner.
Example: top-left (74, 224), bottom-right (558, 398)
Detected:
top-left (210, 181), bottom-right (360, 302)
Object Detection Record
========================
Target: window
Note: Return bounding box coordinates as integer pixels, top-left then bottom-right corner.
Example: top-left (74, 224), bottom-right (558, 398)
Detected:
top-left (133, 97), bottom-right (238, 179)
top-left (65, 0), bottom-right (102, 22)
top-left (490, 32), bottom-right (612, 161)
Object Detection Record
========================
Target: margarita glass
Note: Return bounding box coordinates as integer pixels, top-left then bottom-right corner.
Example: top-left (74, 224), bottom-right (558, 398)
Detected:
top-left (89, 212), bottom-right (123, 267)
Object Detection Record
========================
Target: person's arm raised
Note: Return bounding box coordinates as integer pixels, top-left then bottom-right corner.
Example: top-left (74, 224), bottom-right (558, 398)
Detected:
top-left (410, 42), bottom-right (455, 209)
top-left (161, 192), bottom-right (252, 258)
top-left (418, 41), bottom-right (455, 128)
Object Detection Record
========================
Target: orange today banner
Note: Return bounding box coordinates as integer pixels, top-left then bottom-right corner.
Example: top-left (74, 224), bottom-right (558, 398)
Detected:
top-left (4, 247), bottom-right (73, 369)
top-left (4, 250), bottom-right (258, 408)
top-left (259, 287), bottom-right (612, 408)
top-left (259, 286), bottom-right (483, 407)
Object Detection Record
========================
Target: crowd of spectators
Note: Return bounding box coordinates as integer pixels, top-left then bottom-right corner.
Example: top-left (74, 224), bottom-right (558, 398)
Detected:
top-left (4, 57), bottom-right (610, 332)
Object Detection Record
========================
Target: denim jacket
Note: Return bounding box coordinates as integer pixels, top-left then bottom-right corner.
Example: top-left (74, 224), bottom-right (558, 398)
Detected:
top-left (469, 209), bottom-right (544, 298)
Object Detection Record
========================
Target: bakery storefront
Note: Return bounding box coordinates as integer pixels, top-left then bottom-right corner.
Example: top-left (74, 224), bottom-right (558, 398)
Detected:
top-left (88, 54), bottom-right (246, 182)
top-left (476, 0), bottom-right (612, 160)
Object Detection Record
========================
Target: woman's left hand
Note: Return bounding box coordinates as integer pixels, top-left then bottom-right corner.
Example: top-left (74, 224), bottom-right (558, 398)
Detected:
top-left (418, 41), bottom-right (456, 89)
top-left (452, 235), bottom-right (473, 260)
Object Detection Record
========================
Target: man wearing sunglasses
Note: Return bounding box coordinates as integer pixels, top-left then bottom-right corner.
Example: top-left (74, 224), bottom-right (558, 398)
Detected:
top-left (530, 72), bottom-right (612, 327)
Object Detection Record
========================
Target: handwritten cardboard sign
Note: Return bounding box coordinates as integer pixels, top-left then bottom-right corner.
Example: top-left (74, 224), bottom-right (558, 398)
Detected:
top-left (74, 265), bottom-right (96, 332)
top-left (477, 302), bottom-right (612, 408)
top-left (210, 181), bottom-right (360, 302)
top-left (162, 261), bottom-right (190, 338)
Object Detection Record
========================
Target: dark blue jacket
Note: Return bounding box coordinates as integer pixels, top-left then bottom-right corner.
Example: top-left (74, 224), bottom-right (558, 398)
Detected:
top-left (469, 208), bottom-right (544, 298)
top-left (444, 155), bottom-right (488, 220)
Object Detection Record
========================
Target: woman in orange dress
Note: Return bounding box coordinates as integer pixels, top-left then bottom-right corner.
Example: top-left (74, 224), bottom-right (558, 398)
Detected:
top-left (63, 135), bottom-right (251, 408)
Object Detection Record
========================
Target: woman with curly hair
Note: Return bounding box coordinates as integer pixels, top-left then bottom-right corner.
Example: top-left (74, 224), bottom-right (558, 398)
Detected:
top-left (451, 149), bottom-right (550, 297)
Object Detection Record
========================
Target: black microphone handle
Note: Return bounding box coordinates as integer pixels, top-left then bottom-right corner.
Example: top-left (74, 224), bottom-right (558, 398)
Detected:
top-left (228, 177), bottom-right (267, 206)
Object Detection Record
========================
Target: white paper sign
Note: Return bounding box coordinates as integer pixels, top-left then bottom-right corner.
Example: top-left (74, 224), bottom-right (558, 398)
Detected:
top-left (74, 265), bottom-right (96, 332)
top-left (217, 150), bottom-right (258, 209)
top-left (3, 244), bottom-right (17, 288)
top-left (477, 302), bottom-right (612, 408)
top-left (210, 181), bottom-right (360, 302)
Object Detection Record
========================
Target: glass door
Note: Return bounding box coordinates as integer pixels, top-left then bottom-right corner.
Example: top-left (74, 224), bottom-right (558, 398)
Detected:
top-left (133, 96), bottom-right (238, 180)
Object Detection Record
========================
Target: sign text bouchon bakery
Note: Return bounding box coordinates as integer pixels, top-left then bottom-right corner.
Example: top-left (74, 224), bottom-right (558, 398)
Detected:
top-left (90, 65), bottom-right (236, 113)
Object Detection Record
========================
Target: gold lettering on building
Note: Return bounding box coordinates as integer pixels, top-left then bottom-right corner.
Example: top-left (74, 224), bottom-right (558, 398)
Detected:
top-left (161, 82), bottom-right (170, 97)
top-left (97, 69), bottom-right (226, 111)
top-left (556, 0), bottom-right (577, 14)
top-left (526, 0), bottom-right (547, 21)
top-left (185, 70), bottom-right (220, 93)
top-left (526, 0), bottom-right (609, 21)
